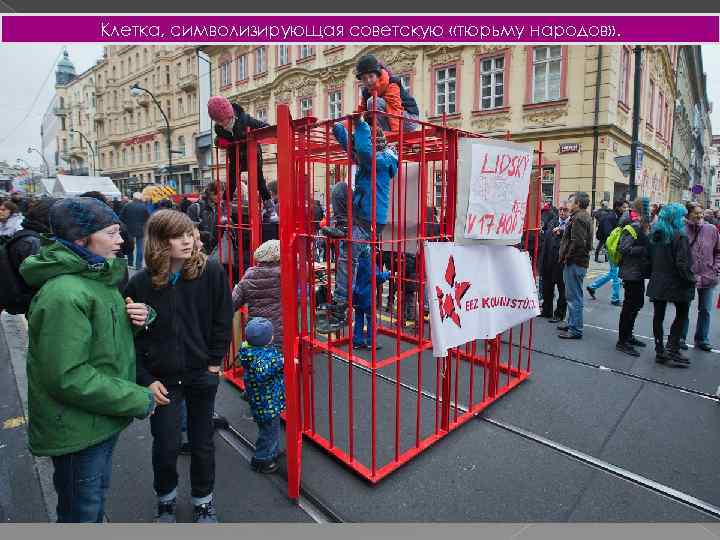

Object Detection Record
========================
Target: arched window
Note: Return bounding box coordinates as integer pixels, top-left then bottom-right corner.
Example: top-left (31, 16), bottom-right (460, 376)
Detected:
top-left (154, 141), bottom-right (160, 161)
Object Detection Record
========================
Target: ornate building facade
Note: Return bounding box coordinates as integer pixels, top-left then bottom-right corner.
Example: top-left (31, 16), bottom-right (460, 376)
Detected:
top-left (203, 44), bottom-right (679, 206)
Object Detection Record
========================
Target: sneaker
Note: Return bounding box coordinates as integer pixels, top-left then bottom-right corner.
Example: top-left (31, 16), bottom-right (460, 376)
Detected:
top-left (616, 341), bottom-right (640, 357)
top-left (179, 441), bottom-right (191, 456)
top-left (558, 331), bottom-right (582, 340)
top-left (252, 458), bottom-right (280, 474)
top-left (556, 323), bottom-right (570, 331)
top-left (193, 501), bottom-right (218, 523)
top-left (627, 337), bottom-right (646, 348)
top-left (667, 349), bottom-right (690, 367)
top-left (655, 350), bottom-right (669, 364)
top-left (586, 287), bottom-right (597, 300)
top-left (695, 342), bottom-right (713, 352)
top-left (154, 500), bottom-right (177, 523)
top-left (549, 316), bottom-right (564, 324)
top-left (678, 340), bottom-right (689, 350)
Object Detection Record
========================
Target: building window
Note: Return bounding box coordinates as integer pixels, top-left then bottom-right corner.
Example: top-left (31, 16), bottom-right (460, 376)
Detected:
top-left (122, 149), bottom-right (127, 165)
top-left (145, 144), bottom-right (150, 164)
top-left (479, 56), bottom-right (505, 110)
top-left (541, 165), bottom-right (556, 202)
top-left (256, 108), bottom-right (267, 123)
top-left (177, 136), bottom-right (186, 158)
top-left (434, 67), bottom-right (457, 116)
top-left (154, 141), bottom-right (161, 161)
top-left (664, 100), bottom-right (670, 140)
top-left (277, 45), bottom-right (290, 66)
top-left (434, 172), bottom-right (444, 209)
top-left (255, 47), bottom-right (267, 75)
top-left (533, 46), bottom-right (562, 103)
top-left (658, 92), bottom-right (664, 135)
top-left (178, 97), bottom-right (184, 117)
top-left (715, 199), bottom-right (720, 208)
top-left (236, 55), bottom-right (248, 81)
top-left (220, 61), bottom-right (231, 88)
top-left (299, 45), bottom-right (315, 60)
top-left (648, 80), bottom-right (656, 126)
top-left (300, 97), bottom-right (313, 118)
top-left (328, 90), bottom-right (343, 120)
top-left (109, 151), bottom-right (114, 168)
top-left (619, 47), bottom-right (631, 104)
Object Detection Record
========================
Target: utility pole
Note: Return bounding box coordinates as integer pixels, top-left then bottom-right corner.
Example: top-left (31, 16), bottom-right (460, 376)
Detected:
top-left (628, 46), bottom-right (643, 201)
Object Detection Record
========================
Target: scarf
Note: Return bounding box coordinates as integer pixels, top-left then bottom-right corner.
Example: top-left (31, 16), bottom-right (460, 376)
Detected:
top-left (54, 237), bottom-right (107, 270)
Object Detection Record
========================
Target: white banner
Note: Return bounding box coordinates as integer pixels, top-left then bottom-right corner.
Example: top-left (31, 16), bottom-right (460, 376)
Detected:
top-left (424, 242), bottom-right (540, 357)
top-left (455, 137), bottom-right (533, 244)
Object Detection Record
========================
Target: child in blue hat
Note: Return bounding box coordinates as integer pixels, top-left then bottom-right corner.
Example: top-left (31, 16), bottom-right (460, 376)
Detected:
top-left (238, 317), bottom-right (285, 473)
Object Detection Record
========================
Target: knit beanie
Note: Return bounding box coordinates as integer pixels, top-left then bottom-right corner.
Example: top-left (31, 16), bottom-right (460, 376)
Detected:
top-left (208, 96), bottom-right (235, 124)
top-left (254, 239), bottom-right (280, 264)
top-left (246, 317), bottom-right (274, 347)
top-left (49, 197), bottom-right (120, 242)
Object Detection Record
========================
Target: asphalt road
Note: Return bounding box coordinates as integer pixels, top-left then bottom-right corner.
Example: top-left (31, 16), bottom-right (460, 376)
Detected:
top-left (2, 258), bottom-right (720, 522)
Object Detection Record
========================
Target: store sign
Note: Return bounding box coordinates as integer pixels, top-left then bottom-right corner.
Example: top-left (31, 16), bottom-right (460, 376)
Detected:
top-left (559, 143), bottom-right (580, 154)
top-left (124, 133), bottom-right (156, 146)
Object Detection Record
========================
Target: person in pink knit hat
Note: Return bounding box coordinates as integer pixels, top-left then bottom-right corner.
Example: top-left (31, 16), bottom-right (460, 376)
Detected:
top-left (207, 95), bottom-right (277, 223)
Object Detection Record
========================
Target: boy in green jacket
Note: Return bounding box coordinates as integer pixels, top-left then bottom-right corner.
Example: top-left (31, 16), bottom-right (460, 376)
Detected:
top-left (20, 197), bottom-right (156, 523)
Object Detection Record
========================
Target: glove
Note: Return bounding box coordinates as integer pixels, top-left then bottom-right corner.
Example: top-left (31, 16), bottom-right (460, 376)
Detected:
top-left (216, 137), bottom-right (232, 150)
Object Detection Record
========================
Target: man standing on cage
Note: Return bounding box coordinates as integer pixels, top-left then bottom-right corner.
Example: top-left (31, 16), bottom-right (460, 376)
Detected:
top-left (317, 114), bottom-right (398, 334)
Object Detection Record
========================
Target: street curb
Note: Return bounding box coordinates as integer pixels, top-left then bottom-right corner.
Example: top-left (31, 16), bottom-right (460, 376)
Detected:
top-left (0, 312), bottom-right (56, 522)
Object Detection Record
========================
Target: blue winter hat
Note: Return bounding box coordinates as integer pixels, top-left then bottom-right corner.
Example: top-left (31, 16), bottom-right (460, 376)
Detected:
top-left (50, 197), bottom-right (120, 242)
top-left (245, 317), bottom-right (274, 347)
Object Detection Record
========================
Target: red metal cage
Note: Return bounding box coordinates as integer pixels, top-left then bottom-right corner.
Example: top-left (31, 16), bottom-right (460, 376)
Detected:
top-left (213, 103), bottom-right (542, 499)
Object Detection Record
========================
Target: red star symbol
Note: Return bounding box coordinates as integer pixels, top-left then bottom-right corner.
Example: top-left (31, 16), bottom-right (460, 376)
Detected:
top-left (435, 255), bottom-right (471, 328)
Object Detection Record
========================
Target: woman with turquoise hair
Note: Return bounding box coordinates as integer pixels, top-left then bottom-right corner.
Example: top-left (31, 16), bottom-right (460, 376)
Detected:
top-left (646, 203), bottom-right (696, 366)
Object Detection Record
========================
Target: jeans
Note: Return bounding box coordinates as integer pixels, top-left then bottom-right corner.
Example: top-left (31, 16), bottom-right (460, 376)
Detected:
top-left (366, 96), bottom-right (419, 132)
top-left (130, 234), bottom-right (144, 268)
top-left (681, 286), bottom-right (716, 345)
top-left (150, 369), bottom-right (219, 504)
top-left (653, 300), bottom-right (690, 351)
top-left (618, 280), bottom-right (645, 343)
top-left (563, 264), bottom-right (587, 336)
top-left (254, 416), bottom-right (281, 464)
top-left (333, 224), bottom-right (373, 305)
top-left (51, 434), bottom-right (119, 523)
top-left (353, 307), bottom-right (373, 345)
top-left (589, 263), bottom-right (621, 303)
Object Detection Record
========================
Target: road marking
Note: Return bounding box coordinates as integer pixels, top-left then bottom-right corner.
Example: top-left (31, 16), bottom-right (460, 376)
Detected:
top-left (2, 416), bottom-right (26, 429)
top-left (584, 324), bottom-right (720, 354)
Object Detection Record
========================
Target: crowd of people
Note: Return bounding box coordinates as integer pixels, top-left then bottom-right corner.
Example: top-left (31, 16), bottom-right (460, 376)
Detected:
top-left (538, 193), bottom-right (720, 364)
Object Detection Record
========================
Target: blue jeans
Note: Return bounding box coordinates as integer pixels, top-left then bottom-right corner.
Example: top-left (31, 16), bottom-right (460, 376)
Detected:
top-left (681, 286), bottom-right (716, 345)
top-left (133, 234), bottom-right (144, 268)
top-left (51, 434), bottom-right (119, 523)
top-left (366, 96), bottom-right (419, 132)
top-left (563, 264), bottom-right (587, 337)
top-left (353, 307), bottom-right (373, 345)
top-left (254, 416), bottom-right (281, 464)
top-left (333, 224), bottom-right (372, 304)
top-left (589, 263), bottom-right (621, 303)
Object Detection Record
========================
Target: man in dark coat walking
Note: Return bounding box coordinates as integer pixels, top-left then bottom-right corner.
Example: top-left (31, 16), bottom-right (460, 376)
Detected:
top-left (539, 201), bottom-right (569, 323)
top-left (119, 192), bottom-right (150, 268)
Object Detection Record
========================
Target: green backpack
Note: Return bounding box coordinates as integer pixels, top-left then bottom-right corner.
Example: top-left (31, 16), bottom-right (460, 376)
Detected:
top-left (605, 225), bottom-right (638, 266)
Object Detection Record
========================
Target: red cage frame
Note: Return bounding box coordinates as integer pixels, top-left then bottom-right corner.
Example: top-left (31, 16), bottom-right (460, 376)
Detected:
top-left (213, 103), bottom-right (543, 500)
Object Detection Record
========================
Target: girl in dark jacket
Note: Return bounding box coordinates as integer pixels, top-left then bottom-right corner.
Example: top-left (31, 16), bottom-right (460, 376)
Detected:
top-left (615, 198), bottom-right (651, 357)
top-left (232, 239), bottom-right (283, 345)
top-left (646, 203), bottom-right (696, 366)
top-left (124, 210), bottom-right (233, 523)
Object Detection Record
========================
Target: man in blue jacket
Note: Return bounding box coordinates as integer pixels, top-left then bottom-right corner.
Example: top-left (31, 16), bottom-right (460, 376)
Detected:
top-left (317, 115), bottom-right (398, 333)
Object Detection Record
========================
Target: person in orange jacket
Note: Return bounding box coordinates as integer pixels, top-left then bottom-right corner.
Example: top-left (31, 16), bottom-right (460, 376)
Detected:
top-left (356, 54), bottom-right (419, 133)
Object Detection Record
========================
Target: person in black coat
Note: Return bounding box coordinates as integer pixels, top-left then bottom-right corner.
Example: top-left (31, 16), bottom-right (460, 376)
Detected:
top-left (539, 201), bottom-right (569, 322)
top-left (119, 192), bottom-right (151, 268)
top-left (647, 203), bottom-right (696, 366)
top-left (124, 210), bottom-right (233, 523)
top-left (615, 198), bottom-right (651, 357)
top-left (207, 96), bottom-right (278, 223)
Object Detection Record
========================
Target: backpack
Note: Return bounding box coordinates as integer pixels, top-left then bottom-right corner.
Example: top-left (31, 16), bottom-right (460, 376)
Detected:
top-left (361, 76), bottom-right (419, 117)
top-left (605, 225), bottom-right (637, 266)
top-left (0, 230), bottom-right (40, 315)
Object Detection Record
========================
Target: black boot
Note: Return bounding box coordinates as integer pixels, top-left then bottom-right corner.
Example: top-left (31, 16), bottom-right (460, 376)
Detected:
top-left (316, 301), bottom-right (347, 334)
top-left (654, 338), bottom-right (668, 364)
top-left (666, 339), bottom-right (690, 367)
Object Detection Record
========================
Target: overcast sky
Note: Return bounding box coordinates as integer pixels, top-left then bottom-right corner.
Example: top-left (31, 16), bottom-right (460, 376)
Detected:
top-left (0, 43), bottom-right (719, 167)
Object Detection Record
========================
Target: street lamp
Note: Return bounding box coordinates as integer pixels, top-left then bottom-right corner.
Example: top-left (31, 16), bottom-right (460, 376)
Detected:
top-left (70, 128), bottom-right (97, 176)
top-left (130, 82), bottom-right (172, 186)
top-left (27, 146), bottom-right (50, 178)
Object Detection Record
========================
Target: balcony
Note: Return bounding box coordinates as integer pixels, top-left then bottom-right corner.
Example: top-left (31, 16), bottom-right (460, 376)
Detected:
top-left (95, 111), bottom-right (106, 121)
top-left (123, 100), bottom-right (134, 112)
top-left (178, 73), bottom-right (197, 91)
top-left (54, 106), bottom-right (69, 116)
top-left (108, 132), bottom-right (124, 145)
